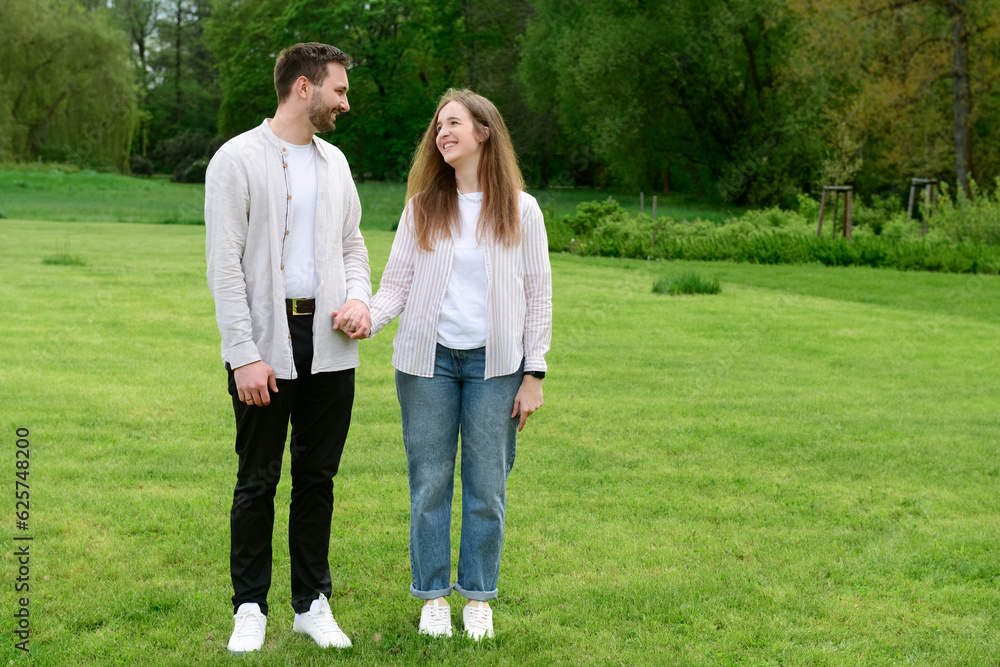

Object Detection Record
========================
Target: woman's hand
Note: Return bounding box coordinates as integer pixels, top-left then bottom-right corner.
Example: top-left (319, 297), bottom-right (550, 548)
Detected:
top-left (332, 300), bottom-right (372, 339)
top-left (511, 375), bottom-right (544, 432)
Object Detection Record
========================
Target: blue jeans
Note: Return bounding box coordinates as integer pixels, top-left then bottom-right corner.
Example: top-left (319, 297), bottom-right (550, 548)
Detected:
top-left (395, 345), bottom-right (523, 601)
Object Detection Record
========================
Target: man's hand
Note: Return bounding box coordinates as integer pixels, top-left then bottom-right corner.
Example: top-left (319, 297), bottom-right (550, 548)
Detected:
top-left (511, 375), bottom-right (544, 432)
top-left (332, 299), bottom-right (372, 339)
top-left (234, 360), bottom-right (278, 406)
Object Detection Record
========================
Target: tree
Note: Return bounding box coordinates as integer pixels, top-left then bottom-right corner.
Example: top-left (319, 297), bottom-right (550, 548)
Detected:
top-left (207, 0), bottom-right (465, 180)
top-left (110, 0), bottom-right (160, 155)
top-left (145, 0), bottom-right (220, 172)
top-left (789, 0), bottom-right (1000, 195)
top-left (519, 0), bottom-right (825, 204)
top-left (0, 0), bottom-right (138, 169)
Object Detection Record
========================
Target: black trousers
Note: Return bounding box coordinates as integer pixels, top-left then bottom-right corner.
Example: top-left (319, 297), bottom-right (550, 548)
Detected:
top-left (227, 313), bottom-right (354, 615)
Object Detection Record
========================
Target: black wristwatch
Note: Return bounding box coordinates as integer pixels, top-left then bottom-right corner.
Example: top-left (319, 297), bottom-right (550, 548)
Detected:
top-left (525, 371), bottom-right (545, 380)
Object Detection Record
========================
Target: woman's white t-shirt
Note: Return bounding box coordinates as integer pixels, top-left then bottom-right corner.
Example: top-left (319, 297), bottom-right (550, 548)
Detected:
top-left (437, 191), bottom-right (488, 349)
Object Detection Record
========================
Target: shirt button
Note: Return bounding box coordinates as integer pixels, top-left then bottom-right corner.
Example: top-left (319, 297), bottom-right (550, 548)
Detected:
top-left (285, 230), bottom-right (290, 235)
top-left (280, 264), bottom-right (284, 270)
top-left (283, 163), bottom-right (288, 168)
top-left (282, 147), bottom-right (287, 152)
top-left (287, 195), bottom-right (292, 200)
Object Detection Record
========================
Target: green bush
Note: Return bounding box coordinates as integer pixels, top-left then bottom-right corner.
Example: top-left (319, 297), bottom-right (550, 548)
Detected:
top-left (653, 272), bottom-right (721, 295)
top-left (931, 180), bottom-right (1000, 245)
top-left (129, 154), bottom-right (154, 177)
top-left (796, 191), bottom-right (907, 237)
top-left (42, 253), bottom-right (86, 266)
top-left (738, 206), bottom-right (808, 229)
top-left (542, 200), bottom-right (574, 253)
top-left (546, 198), bottom-right (1000, 274)
top-left (181, 157), bottom-right (209, 184)
top-left (795, 193), bottom-right (821, 222)
top-left (566, 199), bottom-right (629, 235)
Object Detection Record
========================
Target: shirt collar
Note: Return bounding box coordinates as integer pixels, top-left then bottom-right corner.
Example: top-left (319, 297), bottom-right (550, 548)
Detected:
top-left (258, 118), bottom-right (324, 158)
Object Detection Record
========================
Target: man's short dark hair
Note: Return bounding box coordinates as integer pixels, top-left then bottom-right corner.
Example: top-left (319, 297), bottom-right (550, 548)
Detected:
top-left (274, 43), bottom-right (351, 103)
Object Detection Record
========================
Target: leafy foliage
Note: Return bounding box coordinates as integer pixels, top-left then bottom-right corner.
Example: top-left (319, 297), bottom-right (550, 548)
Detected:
top-left (931, 179), bottom-right (1000, 245)
top-left (520, 0), bottom-right (825, 204)
top-left (129, 154), bottom-right (154, 176)
top-left (0, 0), bottom-right (138, 170)
top-left (207, 0), bottom-right (463, 181)
top-left (789, 0), bottom-right (1000, 193)
top-left (42, 253), bottom-right (87, 266)
top-left (8, 0), bottom-right (1000, 202)
top-left (549, 198), bottom-right (1000, 274)
top-left (652, 272), bottom-right (722, 295)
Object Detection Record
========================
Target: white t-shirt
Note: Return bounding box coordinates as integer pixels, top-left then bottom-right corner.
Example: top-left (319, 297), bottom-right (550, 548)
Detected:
top-left (437, 191), bottom-right (488, 349)
top-left (281, 140), bottom-right (319, 298)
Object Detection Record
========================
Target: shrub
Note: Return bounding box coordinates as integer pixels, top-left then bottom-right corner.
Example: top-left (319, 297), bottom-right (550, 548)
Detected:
top-left (182, 157), bottom-right (209, 184)
top-left (796, 193), bottom-right (821, 222)
top-left (860, 192), bottom-right (903, 235)
top-left (931, 179), bottom-right (1000, 245)
top-left (42, 253), bottom-right (86, 266)
top-left (129, 154), bottom-right (154, 177)
top-left (653, 272), bottom-right (721, 295)
top-left (544, 214), bottom-right (574, 253)
top-left (156, 129), bottom-right (213, 177)
top-left (589, 214), bottom-right (652, 257)
top-left (739, 206), bottom-right (808, 230)
top-left (567, 200), bottom-right (628, 235)
top-left (557, 196), bottom-right (1000, 274)
top-left (797, 191), bottom-right (905, 236)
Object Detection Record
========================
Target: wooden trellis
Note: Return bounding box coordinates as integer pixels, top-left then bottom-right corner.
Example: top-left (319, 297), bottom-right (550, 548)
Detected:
top-left (906, 178), bottom-right (938, 235)
top-left (816, 185), bottom-right (853, 241)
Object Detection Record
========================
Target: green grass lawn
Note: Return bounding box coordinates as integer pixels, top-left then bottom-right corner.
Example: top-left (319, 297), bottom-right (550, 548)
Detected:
top-left (0, 169), bottom-right (740, 229)
top-left (1, 219), bottom-right (998, 666)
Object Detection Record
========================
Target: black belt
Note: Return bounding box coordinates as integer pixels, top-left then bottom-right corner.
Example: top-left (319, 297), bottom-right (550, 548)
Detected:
top-left (285, 298), bottom-right (315, 315)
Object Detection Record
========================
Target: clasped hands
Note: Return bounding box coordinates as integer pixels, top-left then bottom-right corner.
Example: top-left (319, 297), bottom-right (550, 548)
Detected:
top-left (332, 299), bottom-right (371, 339)
top-left (234, 299), bottom-right (372, 407)
top-left (332, 299), bottom-right (542, 432)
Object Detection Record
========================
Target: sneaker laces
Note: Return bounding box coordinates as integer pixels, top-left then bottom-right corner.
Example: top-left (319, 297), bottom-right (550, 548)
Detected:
top-left (424, 603), bottom-right (450, 626)
top-left (305, 606), bottom-right (343, 635)
top-left (465, 605), bottom-right (491, 632)
top-left (233, 611), bottom-right (265, 640)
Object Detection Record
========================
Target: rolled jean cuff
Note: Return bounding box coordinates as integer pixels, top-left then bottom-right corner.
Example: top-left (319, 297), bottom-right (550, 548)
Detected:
top-left (410, 584), bottom-right (454, 601)
top-left (453, 582), bottom-right (498, 602)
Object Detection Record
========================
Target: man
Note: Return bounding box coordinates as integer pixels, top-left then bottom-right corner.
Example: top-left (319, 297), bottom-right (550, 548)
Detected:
top-left (205, 42), bottom-right (372, 655)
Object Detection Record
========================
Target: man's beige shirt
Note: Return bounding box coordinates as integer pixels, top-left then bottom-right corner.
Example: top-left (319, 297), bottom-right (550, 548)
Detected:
top-left (205, 119), bottom-right (371, 379)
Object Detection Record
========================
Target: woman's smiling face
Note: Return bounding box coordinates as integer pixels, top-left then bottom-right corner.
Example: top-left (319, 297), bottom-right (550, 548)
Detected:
top-left (436, 100), bottom-right (485, 170)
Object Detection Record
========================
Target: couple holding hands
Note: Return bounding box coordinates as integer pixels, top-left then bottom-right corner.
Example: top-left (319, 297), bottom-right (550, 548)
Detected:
top-left (205, 42), bottom-right (551, 655)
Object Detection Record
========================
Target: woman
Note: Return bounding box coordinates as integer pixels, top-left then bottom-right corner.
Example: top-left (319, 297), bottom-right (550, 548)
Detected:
top-left (336, 89), bottom-right (551, 639)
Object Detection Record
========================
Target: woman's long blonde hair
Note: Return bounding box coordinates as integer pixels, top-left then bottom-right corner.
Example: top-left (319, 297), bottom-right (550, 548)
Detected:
top-left (406, 89), bottom-right (524, 251)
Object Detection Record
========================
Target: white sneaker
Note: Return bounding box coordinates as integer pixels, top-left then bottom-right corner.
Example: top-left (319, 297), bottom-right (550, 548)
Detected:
top-left (292, 593), bottom-right (352, 648)
top-left (418, 599), bottom-right (453, 637)
top-left (463, 603), bottom-right (494, 641)
top-left (228, 602), bottom-right (266, 655)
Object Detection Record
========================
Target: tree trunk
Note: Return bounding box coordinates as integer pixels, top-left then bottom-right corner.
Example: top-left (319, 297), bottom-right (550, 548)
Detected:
top-left (464, 0), bottom-right (476, 88)
top-left (686, 158), bottom-right (705, 198)
top-left (950, 0), bottom-right (972, 196)
top-left (174, 0), bottom-right (183, 125)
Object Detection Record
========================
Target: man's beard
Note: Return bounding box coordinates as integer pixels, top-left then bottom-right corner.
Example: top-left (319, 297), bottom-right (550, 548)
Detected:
top-left (308, 90), bottom-right (336, 133)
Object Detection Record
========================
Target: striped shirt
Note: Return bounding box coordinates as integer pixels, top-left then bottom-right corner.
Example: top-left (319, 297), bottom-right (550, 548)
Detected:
top-left (369, 190), bottom-right (552, 379)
